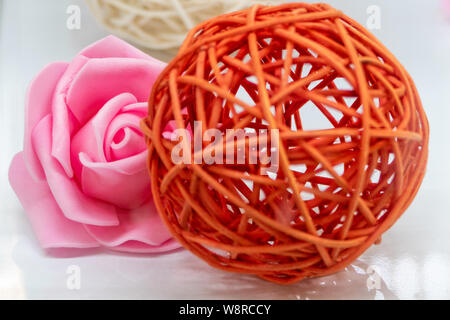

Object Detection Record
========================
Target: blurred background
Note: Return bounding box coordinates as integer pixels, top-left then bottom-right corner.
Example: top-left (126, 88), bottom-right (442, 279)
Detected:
top-left (1, 0), bottom-right (450, 299)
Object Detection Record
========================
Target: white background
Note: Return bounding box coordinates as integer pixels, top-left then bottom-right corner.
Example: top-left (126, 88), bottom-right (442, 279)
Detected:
top-left (1, 0), bottom-right (450, 299)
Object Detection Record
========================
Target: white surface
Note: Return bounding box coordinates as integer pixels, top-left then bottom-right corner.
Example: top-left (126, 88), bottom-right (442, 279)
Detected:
top-left (1, 0), bottom-right (450, 300)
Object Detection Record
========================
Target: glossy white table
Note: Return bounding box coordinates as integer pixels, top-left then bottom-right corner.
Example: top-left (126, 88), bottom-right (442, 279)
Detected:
top-left (1, 0), bottom-right (450, 299)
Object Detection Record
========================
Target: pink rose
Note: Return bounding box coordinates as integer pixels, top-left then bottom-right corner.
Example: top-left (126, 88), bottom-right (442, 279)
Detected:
top-left (8, 36), bottom-right (180, 253)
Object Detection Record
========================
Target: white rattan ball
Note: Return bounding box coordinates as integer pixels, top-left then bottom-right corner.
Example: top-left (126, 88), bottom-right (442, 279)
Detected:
top-left (86, 0), bottom-right (284, 51)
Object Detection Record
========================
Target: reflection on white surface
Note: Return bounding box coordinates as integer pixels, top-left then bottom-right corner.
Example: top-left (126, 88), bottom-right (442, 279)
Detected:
top-left (0, 236), bottom-right (26, 299)
top-left (392, 255), bottom-right (420, 300)
top-left (1, 0), bottom-right (450, 299)
top-left (10, 238), bottom-right (399, 299)
top-left (423, 253), bottom-right (450, 299)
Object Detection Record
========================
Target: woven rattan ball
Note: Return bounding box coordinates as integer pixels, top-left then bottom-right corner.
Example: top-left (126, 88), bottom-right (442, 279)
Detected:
top-left (86, 0), bottom-right (283, 51)
top-left (142, 3), bottom-right (429, 284)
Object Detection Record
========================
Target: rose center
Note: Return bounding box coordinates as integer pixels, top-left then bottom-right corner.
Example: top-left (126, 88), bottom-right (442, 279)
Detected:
top-left (104, 113), bottom-right (147, 161)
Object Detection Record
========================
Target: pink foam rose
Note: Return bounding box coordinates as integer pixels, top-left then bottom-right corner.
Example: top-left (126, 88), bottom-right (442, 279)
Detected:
top-left (9, 36), bottom-right (180, 253)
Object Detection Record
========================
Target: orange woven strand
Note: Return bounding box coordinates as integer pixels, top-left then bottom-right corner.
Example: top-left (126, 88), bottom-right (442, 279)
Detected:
top-left (142, 3), bottom-right (429, 284)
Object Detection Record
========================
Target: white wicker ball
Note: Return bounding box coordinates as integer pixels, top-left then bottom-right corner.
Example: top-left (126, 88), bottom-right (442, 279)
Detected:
top-left (86, 0), bottom-right (284, 52)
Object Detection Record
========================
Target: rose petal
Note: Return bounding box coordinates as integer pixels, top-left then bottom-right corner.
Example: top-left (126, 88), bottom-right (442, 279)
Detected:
top-left (79, 151), bottom-right (150, 209)
top-left (33, 115), bottom-right (119, 226)
top-left (24, 62), bottom-right (68, 181)
top-left (51, 55), bottom-right (90, 178)
top-left (121, 102), bottom-right (148, 116)
top-left (110, 127), bottom-right (147, 161)
top-left (109, 239), bottom-right (181, 254)
top-left (84, 200), bottom-right (180, 252)
top-left (71, 92), bottom-right (138, 177)
top-left (79, 35), bottom-right (162, 64)
top-left (66, 58), bottom-right (165, 124)
top-left (8, 152), bottom-right (99, 249)
top-left (80, 149), bottom-right (147, 175)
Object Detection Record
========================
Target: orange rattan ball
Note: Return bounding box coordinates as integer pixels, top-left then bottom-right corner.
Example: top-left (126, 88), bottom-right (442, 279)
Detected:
top-left (142, 3), bottom-right (429, 284)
